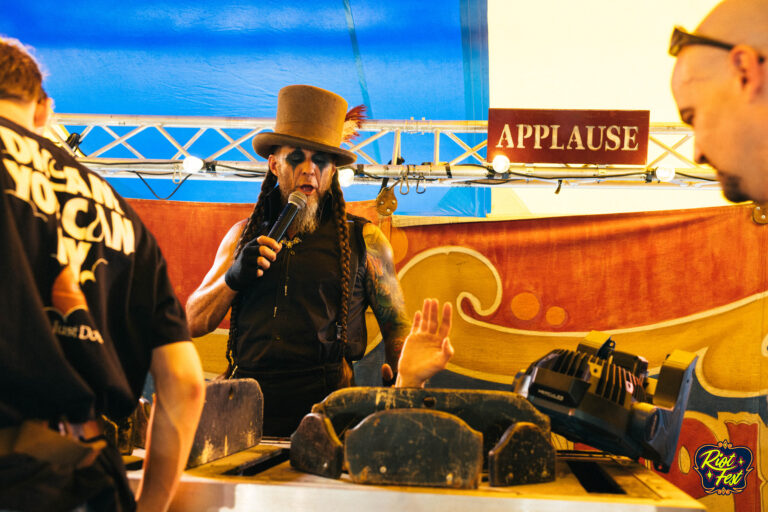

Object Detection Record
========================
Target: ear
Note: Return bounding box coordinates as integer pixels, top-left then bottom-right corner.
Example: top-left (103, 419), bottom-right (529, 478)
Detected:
top-left (729, 44), bottom-right (764, 98)
top-left (32, 97), bottom-right (53, 134)
top-left (267, 153), bottom-right (279, 178)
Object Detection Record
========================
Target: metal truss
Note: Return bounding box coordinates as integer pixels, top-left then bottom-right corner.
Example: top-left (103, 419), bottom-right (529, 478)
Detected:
top-left (49, 113), bottom-right (718, 189)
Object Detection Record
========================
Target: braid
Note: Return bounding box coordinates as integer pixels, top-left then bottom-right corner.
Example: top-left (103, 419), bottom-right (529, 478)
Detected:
top-left (225, 173), bottom-right (278, 374)
top-left (331, 172), bottom-right (352, 346)
top-left (234, 172), bottom-right (277, 257)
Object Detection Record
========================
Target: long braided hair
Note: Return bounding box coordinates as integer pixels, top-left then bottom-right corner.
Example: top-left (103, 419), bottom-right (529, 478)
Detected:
top-left (224, 168), bottom-right (352, 376)
top-left (224, 171), bottom-right (276, 375)
top-left (330, 171), bottom-right (352, 348)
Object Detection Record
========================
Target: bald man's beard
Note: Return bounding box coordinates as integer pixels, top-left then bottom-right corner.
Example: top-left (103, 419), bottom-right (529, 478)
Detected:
top-left (280, 186), bottom-right (320, 234)
top-left (718, 173), bottom-right (751, 203)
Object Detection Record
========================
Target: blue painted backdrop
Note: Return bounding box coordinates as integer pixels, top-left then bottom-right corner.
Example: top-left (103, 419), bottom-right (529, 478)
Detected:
top-left (1, 1), bottom-right (489, 215)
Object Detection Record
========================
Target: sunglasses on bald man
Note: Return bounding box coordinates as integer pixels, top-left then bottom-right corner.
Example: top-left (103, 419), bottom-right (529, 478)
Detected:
top-left (669, 25), bottom-right (765, 62)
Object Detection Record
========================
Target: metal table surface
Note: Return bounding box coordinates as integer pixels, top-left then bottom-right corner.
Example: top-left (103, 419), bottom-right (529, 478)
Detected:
top-left (126, 443), bottom-right (705, 512)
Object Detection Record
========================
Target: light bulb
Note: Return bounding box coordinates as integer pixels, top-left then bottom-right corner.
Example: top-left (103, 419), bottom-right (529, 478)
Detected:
top-left (182, 156), bottom-right (204, 173)
top-left (338, 167), bottom-right (355, 187)
top-left (492, 154), bottom-right (510, 173)
top-left (655, 167), bottom-right (675, 182)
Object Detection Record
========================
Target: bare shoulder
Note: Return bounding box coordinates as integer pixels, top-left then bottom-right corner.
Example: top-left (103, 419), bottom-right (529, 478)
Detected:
top-left (361, 222), bottom-right (409, 360)
top-left (199, 218), bottom-right (247, 284)
top-left (216, 219), bottom-right (248, 257)
top-left (224, 219), bottom-right (248, 245)
top-left (362, 223), bottom-right (393, 259)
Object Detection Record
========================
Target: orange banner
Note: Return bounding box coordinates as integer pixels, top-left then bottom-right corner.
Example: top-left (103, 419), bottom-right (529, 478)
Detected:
top-left (130, 198), bottom-right (768, 511)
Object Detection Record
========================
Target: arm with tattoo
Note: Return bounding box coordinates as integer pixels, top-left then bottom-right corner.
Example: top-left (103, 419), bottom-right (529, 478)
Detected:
top-left (362, 223), bottom-right (411, 374)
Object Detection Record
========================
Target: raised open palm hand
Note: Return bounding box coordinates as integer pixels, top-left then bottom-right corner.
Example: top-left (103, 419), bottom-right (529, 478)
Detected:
top-left (395, 298), bottom-right (453, 388)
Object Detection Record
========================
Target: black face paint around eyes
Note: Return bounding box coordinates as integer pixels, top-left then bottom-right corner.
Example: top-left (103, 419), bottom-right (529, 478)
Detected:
top-left (286, 149), bottom-right (306, 170)
top-left (311, 152), bottom-right (332, 170)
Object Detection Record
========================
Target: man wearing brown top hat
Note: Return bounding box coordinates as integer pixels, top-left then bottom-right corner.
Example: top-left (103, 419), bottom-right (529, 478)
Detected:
top-left (186, 85), bottom-right (453, 436)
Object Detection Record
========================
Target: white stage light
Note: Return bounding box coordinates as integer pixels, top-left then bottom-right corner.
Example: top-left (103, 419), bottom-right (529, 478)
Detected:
top-left (655, 167), bottom-right (675, 182)
top-left (492, 154), bottom-right (510, 173)
top-left (338, 167), bottom-right (355, 187)
top-left (183, 156), bottom-right (204, 173)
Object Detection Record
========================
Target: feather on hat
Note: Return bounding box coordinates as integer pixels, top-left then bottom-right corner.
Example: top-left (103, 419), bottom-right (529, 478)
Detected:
top-left (342, 104), bottom-right (366, 144)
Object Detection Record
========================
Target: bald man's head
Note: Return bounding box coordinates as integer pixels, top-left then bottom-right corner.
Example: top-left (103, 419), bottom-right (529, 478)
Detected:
top-left (697, 0), bottom-right (768, 55)
top-left (670, 0), bottom-right (768, 203)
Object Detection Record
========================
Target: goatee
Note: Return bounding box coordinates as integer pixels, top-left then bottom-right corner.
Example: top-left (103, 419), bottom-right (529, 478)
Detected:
top-left (281, 187), bottom-right (320, 234)
top-left (719, 174), bottom-right (751, 203)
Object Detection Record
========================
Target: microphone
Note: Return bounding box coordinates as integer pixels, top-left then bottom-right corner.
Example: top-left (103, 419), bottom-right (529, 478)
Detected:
top-left (267, 191), bottom-right (308, 241)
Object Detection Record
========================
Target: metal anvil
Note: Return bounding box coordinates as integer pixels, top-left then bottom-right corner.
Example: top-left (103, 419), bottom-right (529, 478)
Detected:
top-left (289, 387), bottom-right (555, 489)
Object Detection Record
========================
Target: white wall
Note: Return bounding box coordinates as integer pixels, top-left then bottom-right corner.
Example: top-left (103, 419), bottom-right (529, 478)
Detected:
top-left (489, 0), bottom-right (719, 121)
top-left (486, 1), bottom-right (728, 217)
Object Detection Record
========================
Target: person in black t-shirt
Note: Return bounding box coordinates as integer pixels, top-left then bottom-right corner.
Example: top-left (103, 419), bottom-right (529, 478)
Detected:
top-left (187, 85), bottom-right (453, 436)
top-left (0, 37), bottom-right (204, 511)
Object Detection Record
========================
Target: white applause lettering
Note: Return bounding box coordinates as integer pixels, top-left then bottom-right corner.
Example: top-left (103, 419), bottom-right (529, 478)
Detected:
top-left (495, 123), bottom-right (640, 152)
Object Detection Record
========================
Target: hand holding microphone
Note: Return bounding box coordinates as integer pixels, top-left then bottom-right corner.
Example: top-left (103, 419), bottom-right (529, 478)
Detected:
top-left (225, 191), bottom-right (307, 291)
top-left (266, 190), bottom-right (308, 241)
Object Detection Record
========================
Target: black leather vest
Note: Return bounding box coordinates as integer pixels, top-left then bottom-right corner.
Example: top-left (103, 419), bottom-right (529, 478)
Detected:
top-left (232, 189), bottom-right (369, 371)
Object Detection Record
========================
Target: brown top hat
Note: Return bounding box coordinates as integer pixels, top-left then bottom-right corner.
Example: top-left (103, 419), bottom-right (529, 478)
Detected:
top-left (252, 85), bottom-right (357, 166)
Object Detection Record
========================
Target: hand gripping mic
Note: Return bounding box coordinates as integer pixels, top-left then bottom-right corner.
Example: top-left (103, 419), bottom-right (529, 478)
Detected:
top-left (267, 191), bottom-right (308, 241)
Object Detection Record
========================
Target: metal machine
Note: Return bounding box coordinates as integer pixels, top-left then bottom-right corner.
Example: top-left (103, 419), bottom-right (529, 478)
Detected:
top-left (513, 331), bottom-right (697, 472)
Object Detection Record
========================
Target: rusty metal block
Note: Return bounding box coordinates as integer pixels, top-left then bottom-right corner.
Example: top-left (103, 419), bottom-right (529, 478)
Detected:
top-left (313, 387), bottom-right (550, 460)
top-left (488, 421), bottom-right (555, 486)
top-left (108, 398), bottom-right (152, 460)
top-left (344, 409), bottom-right (483, 489)
top-left (290, 412), bottom-right (344, 478)
top-left (289, 388), bottom-right (555, 488)
top-left (187, 379), bottom-right (263, 468)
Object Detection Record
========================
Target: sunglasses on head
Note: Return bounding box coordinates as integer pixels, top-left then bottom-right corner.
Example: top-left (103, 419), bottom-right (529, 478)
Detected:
top-left (669, 25), bottom-right (765, 62)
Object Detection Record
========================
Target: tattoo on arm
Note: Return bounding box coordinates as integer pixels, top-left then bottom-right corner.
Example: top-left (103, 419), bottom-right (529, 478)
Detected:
top-left (363, 226), bottom-right (410, 367)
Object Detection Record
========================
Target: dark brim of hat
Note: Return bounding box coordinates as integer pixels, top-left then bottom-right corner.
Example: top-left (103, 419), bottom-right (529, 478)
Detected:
top-left (252, 132), bottom-right (357, 166)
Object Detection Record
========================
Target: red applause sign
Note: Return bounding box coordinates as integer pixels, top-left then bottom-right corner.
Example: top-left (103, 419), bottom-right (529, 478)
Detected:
top-left (487, 108), bottom-right (650, 165)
